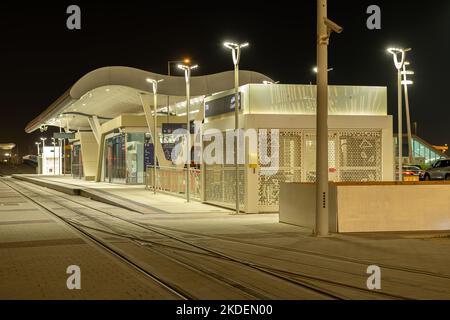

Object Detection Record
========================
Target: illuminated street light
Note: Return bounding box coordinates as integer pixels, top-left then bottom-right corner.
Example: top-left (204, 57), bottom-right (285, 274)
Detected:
top-left (177, 62), bottom-right (198, 203)
top-left (223, 41), bottom-right (248, 215)
top-left (146, 77), bottom-right (164, 195)
top-left (167, 58), bottom-right (192, 120)
top-left (262, 80), bottom-right (280, 85)
top-left (40, 137), bottom-right (47, 147)
top-left (387, 47), bottom-right (411, 180)
top-left (313, 66), bottom-right (334, 73)
top-left (402, 59), bottom-right (415, 164)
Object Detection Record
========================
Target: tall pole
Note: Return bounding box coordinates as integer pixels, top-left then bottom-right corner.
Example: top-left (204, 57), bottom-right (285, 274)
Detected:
top-left (53, 140), bottom-right (56, 175)
top-left (224, 42), bottom-right (248, 215)
top-left (387, 47), bottom-right (407, 181)
top-left (316, 0), bottom-right (329, 236)
top-left (404, 75), bottom-right (412, 164)
top-left (147, 78), bottom-right (164, 195)
top-left (234, 51), bottom-right (240, 215)
top-left (178, 63), bottom-right (198, 202)
top-left (167, 61), bottom-right (171, 124)
top-left (185, 68), bottom-right (191, 203)
top-left (397, 68), bottom-right (403, 179)
top-left (153, 86), bottom-right (158, 195)
top-left (402, 62), bottom-right (414, 164)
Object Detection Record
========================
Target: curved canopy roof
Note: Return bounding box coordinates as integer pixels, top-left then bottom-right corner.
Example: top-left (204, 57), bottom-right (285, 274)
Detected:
top-left (0, 143), bottom-right (16, 150)
top-left (25, 66), bottom-right (272, 133)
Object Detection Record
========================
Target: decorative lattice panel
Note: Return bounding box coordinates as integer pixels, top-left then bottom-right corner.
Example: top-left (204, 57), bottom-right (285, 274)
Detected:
top-left (258, 130), bottom-right (303, 207)
top-left (337, 130), bottom-right (382, 182)
top-left (203, 132), bottom-right (245, 208)
top-left (257, 129), bottom-right (383, 209)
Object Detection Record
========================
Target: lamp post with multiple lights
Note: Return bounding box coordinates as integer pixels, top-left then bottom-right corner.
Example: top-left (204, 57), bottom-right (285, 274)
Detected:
top-left (178, 62), bottom-right (198, 203)
top-left (387, 47), bottom-right (410, 180)
top-left (146, 77), bottom-right (164, 195)
top-left (167, 59), bottom-right (192, 122)
top-left (402, 60), bottom-right (415, 164)
top-left (223, 41), bottom-right (249, 215)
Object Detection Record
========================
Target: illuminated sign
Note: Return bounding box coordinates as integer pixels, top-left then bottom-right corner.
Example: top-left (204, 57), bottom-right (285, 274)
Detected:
top-left (205, 93), bottom-right (241, 118)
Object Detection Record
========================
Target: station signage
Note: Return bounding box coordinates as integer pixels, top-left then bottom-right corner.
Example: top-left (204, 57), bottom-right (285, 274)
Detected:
top-left (205, 92), bottom-right (241, 118)
top-left (162, 122), bottom-right (195, 134)
top-left (53, 132), bottom-right (75, 140)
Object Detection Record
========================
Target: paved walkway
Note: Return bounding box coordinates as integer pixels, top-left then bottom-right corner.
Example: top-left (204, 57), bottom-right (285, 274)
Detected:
top-left (0, 179), bottom-right (181, 300)
top-left (13, 175), bottom-right (231, 215)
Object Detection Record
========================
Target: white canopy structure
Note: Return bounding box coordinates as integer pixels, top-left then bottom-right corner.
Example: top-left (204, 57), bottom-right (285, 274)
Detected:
top-left (25, 66), bottom-right (272, 133)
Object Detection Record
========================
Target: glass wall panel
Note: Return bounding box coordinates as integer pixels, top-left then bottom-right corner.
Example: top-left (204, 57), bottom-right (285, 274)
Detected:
top-left (126, 133), bottom-right (145, 184)
top-left (104, 133), bottom-right (126, 183)
top-left (71, 144), bottom-right (83, 179)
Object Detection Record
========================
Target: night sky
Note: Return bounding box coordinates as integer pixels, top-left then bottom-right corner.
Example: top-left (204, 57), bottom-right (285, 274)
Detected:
top-left (1, 1), bottom-right (449, 156)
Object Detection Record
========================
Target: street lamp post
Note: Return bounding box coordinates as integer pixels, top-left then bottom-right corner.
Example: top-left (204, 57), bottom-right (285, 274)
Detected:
top-left (178, 63), bottom-right (198, 203)
top-left (315, 0), bottom-right (342, 236)
top-left (402, 61), bottom-right (415, 164)
top-left (146, 78), bottom-right (164, 195)
top-left (52, 138), bottom-right (56, 175)
top-left (39, 137), bottom-right (46, 175)
top-left (167, 59), bottom-right (192, 122)
top-left (387, 47), bottom-right (410, 180)
top-left (35, 142), bottom-right (41, 156)
top-left (224, 41), bottom-right (249, 215)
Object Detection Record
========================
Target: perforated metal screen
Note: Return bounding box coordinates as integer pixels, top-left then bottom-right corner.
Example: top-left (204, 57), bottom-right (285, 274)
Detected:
top-left (258, 129), bottom-right (382, 208)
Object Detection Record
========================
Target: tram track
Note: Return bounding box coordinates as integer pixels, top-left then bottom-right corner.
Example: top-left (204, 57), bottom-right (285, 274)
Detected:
top-left (1, 179), bottom-right (191, 300)
top-left (3, 178), bottom-right (343, 300)
top-left (5, 178), bottom-right (450, 299)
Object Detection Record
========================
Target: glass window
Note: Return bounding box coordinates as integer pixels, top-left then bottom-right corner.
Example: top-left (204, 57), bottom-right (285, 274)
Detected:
top-left (104, 133), bottom-right (126, 183)
top-left (126, 133), bottom-right (145, 184)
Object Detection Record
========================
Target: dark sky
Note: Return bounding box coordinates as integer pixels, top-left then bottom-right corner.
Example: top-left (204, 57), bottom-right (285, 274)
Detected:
top-left (1, 1), bottom-right (449, 155)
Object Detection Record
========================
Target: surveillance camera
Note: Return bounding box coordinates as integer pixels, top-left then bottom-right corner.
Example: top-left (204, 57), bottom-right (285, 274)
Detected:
top-left (324, 17), bottom-right (343, 34)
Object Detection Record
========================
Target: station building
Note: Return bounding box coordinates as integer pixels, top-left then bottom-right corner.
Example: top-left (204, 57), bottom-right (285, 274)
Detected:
top-left (26, 66), bottom-right (394, 213)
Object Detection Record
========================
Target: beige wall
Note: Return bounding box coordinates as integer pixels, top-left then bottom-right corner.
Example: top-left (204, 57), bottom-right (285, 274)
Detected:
top-left (77, 132), bottom-right (98, 180)
top-left (279, 183), bottom-right (337, 232)
top-left (337, 184), bottom-right (450, 232)
top-left (280, 182), bottom-right (450, 233)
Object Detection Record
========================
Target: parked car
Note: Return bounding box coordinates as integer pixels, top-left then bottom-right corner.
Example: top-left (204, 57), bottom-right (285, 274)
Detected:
top-left (396, 165), bottom-right (422, 181)
top-left (423, 159), bottom-right (450, 181)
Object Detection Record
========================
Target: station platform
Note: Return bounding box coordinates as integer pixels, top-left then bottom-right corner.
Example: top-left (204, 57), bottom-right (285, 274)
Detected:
top-left (12, 174), bottom-right (232, 215)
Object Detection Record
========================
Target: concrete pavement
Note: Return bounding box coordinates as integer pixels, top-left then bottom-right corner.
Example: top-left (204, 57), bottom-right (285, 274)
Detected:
top-left (0, 179), bottom-right (182, 300)
top-left (4, 174), bottom-right (450, 299)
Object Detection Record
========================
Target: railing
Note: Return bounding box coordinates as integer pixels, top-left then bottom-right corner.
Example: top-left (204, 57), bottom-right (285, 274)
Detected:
top-left (146, 166), bottom-right (202, 201)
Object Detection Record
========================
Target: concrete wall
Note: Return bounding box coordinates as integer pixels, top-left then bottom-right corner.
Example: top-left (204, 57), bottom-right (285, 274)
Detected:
top-left (337, 183), bottom-right (450, 232)
top-left (280, 182), bottom-right (450, 233)
top-left (279, 183), bottom-right (337, 232)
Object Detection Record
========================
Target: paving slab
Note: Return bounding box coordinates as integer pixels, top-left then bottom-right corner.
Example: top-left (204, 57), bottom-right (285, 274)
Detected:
top-left (0, 181), bottom-right (182, 300)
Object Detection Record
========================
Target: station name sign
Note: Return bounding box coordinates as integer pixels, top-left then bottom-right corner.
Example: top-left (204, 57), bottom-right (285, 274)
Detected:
top-left (162, 122), bottom-right (195, 134)
top-left (53, 132), bottom-right (76, 140)
top-left (205, 92), bottom-right (241, 118)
